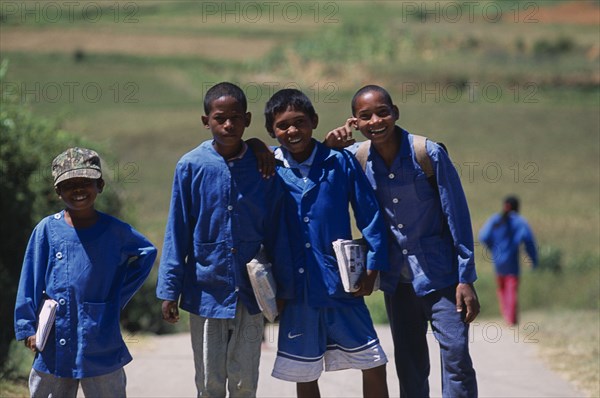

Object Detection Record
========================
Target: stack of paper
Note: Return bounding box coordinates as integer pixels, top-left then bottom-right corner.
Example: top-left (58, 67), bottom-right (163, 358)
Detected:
top-left (36, 299), bottom-right (58, 351)
top-left (332, 239), bottom-right (380, 293)
top-left (246, 247), bottom-right (278, 323)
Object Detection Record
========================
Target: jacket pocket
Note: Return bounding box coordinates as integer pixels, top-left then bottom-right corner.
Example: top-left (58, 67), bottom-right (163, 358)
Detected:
top-left (417, 235), bottom-right (454, 279)
top-left (193, 241), bottom-right (229, 283)
top-left (80, 300), bottom-right (122, 357)
top-left (193, 241), bottom-right (228, 266)
top-left (414, 172), bottom-right (436, 201)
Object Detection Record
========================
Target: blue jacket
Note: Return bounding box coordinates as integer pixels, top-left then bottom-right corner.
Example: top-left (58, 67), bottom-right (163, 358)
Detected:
top-left (275, 140), bottom-right (389, 307)
top-left (479, 211), bottom-right (538, 275)
top-left (347, 127), bottom-right (477, 296)
top-left (14, 211), bottom-right (157, 378)
top-left (156, 141), bottom-right (294, 319)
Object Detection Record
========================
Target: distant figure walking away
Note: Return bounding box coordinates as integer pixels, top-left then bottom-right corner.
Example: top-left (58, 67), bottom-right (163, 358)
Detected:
top-left (479, 195), bottom-right (538, 326)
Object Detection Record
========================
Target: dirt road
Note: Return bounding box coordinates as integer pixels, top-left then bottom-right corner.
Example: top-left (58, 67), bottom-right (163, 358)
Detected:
top-left (121, 322), bottom-right (584, 398)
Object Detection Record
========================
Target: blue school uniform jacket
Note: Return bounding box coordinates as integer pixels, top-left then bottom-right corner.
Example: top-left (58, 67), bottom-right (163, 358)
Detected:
top-left (479, 211), bottom-right (538, 275)
top-left (156, 141), bottom-right (294, 319)
top-left (275, 140), bottom-right (389, 307)
top-left (347, 127), bottom-right (477, 296)
top-left (14, 211), bottom-right (157, 378)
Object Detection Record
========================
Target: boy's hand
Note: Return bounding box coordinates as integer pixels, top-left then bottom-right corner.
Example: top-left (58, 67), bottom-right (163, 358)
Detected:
top-left (324, 118), bottom-right (358, 149)
top-left (276, 298), bottom-right (286, 315)
top-left (24, 335), bottom-right (37, 352)
top-left (353, 269), bottom-right (378, 297)
top-left (456, 283), bottom-right (480, 323)
top-left (246, 138), bottom-right (275, 179)
top-left (161, 300), bottom-right (180, 323)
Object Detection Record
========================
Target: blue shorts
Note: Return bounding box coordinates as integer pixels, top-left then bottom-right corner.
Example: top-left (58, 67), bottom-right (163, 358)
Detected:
top-left (272, 301), bottom-right (387, 382)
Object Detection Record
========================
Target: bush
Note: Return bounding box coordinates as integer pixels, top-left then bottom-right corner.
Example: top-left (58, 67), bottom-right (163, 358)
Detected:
top-left (292, 23), bottom-right (398, 65)
top-left (520, 251), bottom-right (599, 312)
top-left (537, 244), bottom-right (563, 273)
top-left (533, 36), bottom-right (575, 57)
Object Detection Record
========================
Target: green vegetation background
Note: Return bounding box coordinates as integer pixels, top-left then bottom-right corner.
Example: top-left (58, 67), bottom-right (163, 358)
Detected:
top-left (1, 0), bottom-right (598, 395)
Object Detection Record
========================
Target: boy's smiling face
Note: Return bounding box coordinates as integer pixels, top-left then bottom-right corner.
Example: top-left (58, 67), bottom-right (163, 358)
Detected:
top-left (353, 90), bottom-right (399, 145)
top-left (272, 106), bottom-right (318, 163)
top-left (202, 95), bottom-right (251, 157)
top-left (56, 177), bottom-right (103, 213)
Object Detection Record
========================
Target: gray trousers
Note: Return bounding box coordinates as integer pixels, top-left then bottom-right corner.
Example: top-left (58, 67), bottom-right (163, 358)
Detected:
top-left (29, 367), bottom-right (126, 398)
top-left (190, 301), bottom-right (264, 398)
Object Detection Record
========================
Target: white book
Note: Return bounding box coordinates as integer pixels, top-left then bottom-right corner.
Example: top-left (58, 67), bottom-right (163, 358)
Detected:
top-left (35, 299), bottom-right (58, 352)
top-left (332, 239), bottom-right (380, 293)
top-left (246, 247), bottom-right (278, 323)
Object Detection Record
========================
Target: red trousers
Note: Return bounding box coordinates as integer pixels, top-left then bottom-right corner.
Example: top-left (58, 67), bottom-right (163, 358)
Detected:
top-left (496, 274), bottom-right (519, 325)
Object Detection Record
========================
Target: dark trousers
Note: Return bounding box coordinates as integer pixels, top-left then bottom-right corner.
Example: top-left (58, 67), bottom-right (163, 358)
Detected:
top-left (384, 283), bottom-right (477, 398)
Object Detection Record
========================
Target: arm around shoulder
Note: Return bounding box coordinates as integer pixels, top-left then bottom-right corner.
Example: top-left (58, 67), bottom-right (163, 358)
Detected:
top-left (246, 137), bottom-right (276, 178)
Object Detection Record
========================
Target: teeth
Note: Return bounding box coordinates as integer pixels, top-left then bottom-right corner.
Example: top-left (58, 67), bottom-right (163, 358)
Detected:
top-left (370, 127), bottom-right (386, 134)
top-left (289, 137), bottom-right (302, 144)
top-left (74, 195), bottom-right (87, 201)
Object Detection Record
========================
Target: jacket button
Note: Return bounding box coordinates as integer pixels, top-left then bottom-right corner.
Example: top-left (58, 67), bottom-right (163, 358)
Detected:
top-left (59, 339), bottom-right (66, 346)
top-left (54, 213), bottom-right (61, 219)
top-left (56, 252), bottom-right (63, 259)
top-left (402, 249), bottom-right (408, 255)
top-left (298, 268), bottom-right (305, 274)
top-left (58, 298), bottom-right (66, 306)
top-left (230, 248), bottom-right (237, 254)
top-left (305, 243), bottom-right (311, 248)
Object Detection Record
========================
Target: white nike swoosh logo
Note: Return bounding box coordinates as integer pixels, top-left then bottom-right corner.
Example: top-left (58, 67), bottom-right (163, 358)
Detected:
top-left (287, 332), bottom-right (303, 339)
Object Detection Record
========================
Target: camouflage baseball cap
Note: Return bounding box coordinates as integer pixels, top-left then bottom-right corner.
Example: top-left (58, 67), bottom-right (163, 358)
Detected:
top-left (52, 147), bottom-right (102, 186)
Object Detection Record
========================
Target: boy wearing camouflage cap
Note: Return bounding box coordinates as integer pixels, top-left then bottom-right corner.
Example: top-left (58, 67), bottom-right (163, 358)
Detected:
top-left (14, 147), bottom-right (157, 397)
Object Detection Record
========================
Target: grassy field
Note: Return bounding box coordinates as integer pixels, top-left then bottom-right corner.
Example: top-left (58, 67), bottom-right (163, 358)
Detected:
top-left (1, 0), bottom-right (598, 395)
top-left (522, 310), bottom-right (600, 397)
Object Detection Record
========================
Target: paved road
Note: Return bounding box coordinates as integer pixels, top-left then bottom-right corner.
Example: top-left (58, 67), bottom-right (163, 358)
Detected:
top-left (121, 321), bottom-right (584, 398)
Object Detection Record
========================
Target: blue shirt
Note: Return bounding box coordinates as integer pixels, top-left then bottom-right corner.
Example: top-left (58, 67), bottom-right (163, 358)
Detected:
top-left (14, 211), bottom-right (157, 378)
top-left (347, 127), bottom-right (477, 296)
top-left (156, 140), bottom-right (294, 319)
top-left (275, 140), bottom-right (389, 307)
top-left (479, 211), bottom-right (538, 275)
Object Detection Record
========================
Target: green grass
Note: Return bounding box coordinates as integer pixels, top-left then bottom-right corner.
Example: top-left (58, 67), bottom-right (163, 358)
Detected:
top-left (2, 23), bottom-right (598, 303)
top-left (0, 379), bottom-right (28, 398)
top-left (522, 309), bottom-right (600, 398)
top-left (2, 0), bottom-right (597, 285)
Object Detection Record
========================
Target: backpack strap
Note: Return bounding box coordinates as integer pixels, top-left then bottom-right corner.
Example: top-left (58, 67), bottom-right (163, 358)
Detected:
top-left (355, 141), bottom-right (371, 171)
top-left (412, 134), bottom-right (434, 178)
